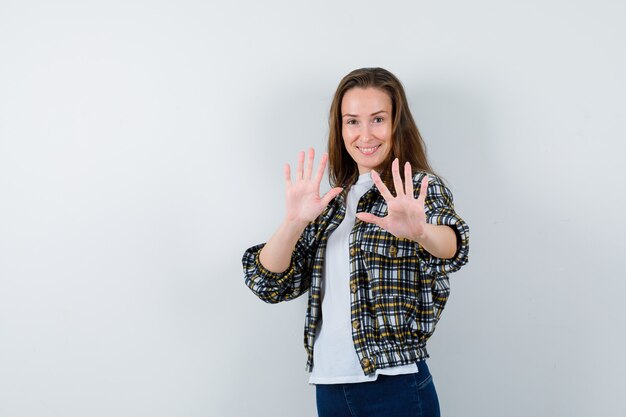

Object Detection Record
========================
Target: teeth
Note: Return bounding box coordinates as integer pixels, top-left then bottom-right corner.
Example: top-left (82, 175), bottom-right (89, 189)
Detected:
top-left (358, 145), bottom-right (380, 154)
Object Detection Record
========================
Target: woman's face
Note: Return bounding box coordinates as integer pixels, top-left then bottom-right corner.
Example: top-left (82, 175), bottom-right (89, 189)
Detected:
top-left (341, 87), bottom-right (393, 174)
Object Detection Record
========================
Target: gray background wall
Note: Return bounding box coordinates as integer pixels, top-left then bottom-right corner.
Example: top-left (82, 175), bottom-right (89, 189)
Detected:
top-left (1, 0), bottom-right (625, 416)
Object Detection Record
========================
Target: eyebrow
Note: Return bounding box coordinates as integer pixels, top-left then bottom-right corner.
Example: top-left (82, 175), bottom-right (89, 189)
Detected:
top-left (342, 110), bottom-right (389, 118)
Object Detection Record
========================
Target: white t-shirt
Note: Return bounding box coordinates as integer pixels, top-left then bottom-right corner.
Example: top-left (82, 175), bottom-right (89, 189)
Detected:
top-left (308, 171), bottom-right (418, 385)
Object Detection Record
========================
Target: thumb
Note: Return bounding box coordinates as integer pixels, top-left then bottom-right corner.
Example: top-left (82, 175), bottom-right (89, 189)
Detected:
top-left (321, 187), bottom-right (343, 206)
top-left (355, 212), bottom-right (382, 227)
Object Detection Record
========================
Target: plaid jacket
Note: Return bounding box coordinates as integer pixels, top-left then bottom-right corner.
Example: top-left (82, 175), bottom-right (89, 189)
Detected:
top-left (242, 171), bottom-right (470, 376)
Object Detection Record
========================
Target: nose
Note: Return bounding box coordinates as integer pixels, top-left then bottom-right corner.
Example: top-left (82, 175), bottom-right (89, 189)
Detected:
top-left (359, 124), bottom-right (374, 142)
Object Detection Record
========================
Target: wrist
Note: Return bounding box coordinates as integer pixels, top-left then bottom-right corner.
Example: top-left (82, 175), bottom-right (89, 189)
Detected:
top-left (282, 217), bottom-right (310, 234)
top-left (410, 223), bottom-right (432, 244)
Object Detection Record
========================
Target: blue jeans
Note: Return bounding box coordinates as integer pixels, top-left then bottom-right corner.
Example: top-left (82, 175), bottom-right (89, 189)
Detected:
top-left (315, 360), bottom-right (440, 417)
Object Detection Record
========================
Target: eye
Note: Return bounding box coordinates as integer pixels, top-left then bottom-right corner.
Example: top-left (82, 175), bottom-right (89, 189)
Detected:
top-left (373, 116), bottom-right (384, 123)
top-left (346, 119), bottom-right (358, 125)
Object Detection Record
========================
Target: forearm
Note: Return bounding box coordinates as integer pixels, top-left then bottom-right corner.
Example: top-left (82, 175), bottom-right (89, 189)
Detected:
top-left (259, 219), bottom-right (309, 273)
top-left (412, 223), bottom-right (457, 259)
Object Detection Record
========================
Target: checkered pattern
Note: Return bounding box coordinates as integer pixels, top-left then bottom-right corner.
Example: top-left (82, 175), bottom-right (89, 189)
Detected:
top-left (242, 172), bottom-right (469, 376)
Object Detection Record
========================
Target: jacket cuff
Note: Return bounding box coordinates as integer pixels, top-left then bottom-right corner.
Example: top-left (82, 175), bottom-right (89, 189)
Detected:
top-left (422, 208), bottom-right (470, 274)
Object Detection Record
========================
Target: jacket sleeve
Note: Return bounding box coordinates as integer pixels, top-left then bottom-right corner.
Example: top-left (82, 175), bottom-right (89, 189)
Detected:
top-left (413, 172), bottom-right (470, 275)
top-left (242, 222), bottom-right (319, 304)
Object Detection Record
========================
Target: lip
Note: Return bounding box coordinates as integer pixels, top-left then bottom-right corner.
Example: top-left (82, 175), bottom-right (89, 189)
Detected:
top-left (356, 145), bottom-right (381, 156)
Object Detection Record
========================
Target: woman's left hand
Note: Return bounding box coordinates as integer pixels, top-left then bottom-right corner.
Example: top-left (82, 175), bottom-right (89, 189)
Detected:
top-left (355, 158), bottom-right (428, 242)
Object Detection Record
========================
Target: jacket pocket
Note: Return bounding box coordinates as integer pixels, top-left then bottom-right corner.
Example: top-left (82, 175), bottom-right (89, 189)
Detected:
top-left (371, 295), bottom-right (420, 344)
top-left (360, 226), bottom-right (417, 258)
top-left (359, 226), bottom-right (421, 300)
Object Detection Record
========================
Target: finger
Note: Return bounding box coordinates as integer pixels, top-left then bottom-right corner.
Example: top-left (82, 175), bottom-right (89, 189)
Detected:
top-left (404, 162), bottom-right (413, 197)
top-left (284, 163), bottom-right (292, 186)
top-left (417, 175), bottom-right (429, 205)
top-left (320, 187), bottom-right (343, 206)
top-left (391, 158), bottom-right (405, 197)
top-left (314, 152), bottom-right (328, 185)
top-left (355, 212), bottom-right (383, 228)
top-left (371, 170), bottom-right (394, 201)
top-left (305, 147), bottom-right (315, 180)
top-left (296, 151), bottom-right (305, 180)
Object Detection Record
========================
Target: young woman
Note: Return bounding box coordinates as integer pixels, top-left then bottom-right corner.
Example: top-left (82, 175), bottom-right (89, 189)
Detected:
top-left (242, 67), bottom-right (470, 417)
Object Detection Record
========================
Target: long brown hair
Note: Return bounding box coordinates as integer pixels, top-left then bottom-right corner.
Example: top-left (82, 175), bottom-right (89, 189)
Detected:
top-left (328, 67), bottom-right (435, 192)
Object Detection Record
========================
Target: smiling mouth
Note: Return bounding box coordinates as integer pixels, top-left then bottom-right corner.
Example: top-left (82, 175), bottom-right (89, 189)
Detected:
top-left (357, 145), bottom-right (381, 155)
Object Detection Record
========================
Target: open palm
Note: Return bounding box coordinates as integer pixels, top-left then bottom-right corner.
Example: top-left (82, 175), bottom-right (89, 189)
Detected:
top-left (356, 158), bottom-right (429, 241)
top-left (284, 148), bottom-right (343, 225)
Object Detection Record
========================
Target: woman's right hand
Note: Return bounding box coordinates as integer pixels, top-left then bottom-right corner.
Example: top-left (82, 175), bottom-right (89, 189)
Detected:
top-left (258, 148), bottom-right (342, 274)
top-left (284, 148), bottom-right (343, 226)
